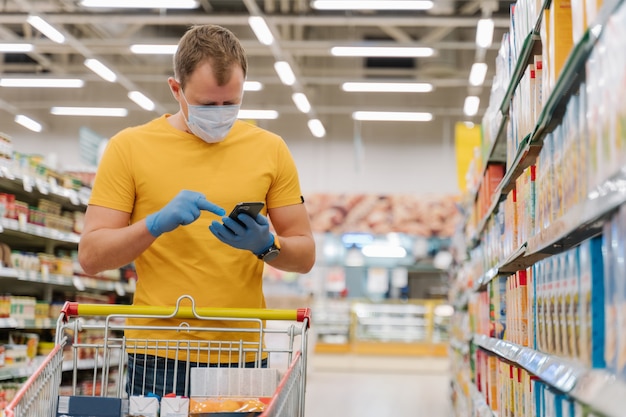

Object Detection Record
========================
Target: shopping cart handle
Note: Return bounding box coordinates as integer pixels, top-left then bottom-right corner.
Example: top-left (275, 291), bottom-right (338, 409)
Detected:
top-left (61, 301), bottom-right (311, 326)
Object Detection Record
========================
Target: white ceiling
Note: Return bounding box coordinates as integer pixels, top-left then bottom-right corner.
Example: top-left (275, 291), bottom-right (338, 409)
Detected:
top-left (0, 0), bottom-right (514, 143)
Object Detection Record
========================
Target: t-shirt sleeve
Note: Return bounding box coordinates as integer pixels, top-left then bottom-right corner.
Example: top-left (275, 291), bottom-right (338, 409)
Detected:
top-left (88, 134), bottom-right (136, 213)
top-left (266, 139), bottom-right (304, 209)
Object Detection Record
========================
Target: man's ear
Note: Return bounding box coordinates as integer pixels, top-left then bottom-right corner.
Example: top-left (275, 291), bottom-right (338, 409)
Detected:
top-left (167, 77), bottom-right (181, 99)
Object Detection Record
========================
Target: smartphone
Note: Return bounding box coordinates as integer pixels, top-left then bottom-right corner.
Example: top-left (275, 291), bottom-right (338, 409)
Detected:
top-left (227, 201), bottom-right (265, 229)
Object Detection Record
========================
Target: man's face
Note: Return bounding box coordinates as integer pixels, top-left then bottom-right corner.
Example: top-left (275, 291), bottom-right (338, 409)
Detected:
top-left (173, 61), bottom-right (245, 117)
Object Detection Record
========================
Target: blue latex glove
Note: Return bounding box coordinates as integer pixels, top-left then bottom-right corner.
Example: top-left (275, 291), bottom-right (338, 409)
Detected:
top-left (145, 190), bottom-right (225, 237)
top-left (209, 212), bottom-right (274, 256)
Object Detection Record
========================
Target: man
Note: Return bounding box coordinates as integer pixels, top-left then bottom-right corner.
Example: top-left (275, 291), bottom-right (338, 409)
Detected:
top-left (78, 24), bottom-right (315, 396)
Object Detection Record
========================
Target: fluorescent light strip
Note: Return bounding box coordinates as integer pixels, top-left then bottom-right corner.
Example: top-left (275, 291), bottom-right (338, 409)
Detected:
top-left (331, 46), bottom-right (434, 57)
top-left (362, 245), bottom-right (407, 258)
top-left (308, 119), bottom-right (326, 138)
top-left (80, 0), bottom-right (199, 8)
top-left (469, 63), bottom-right (488, 86)
top-left (27, 15), bottom-right (65, 44)
top-left (274, 61), bottom-right (296, 86)
top-left (0, 78), bottom-right (84, 88)
top-left (51, 107), bottom-right (128, 117)
top-left (14, 115), bottom-right (42, 133)
top-left (352, 111), bottom-right (432, 122)
top-left (248, 16), bottom-right (274, 46)
top-left (311, 1), bottom-right (433, 10)
top-left (463, 96), bottom-right (480, 116)
top-left (292, 93), bottom-right (311, 114)
top-left (84, 58), bottom-right (117, 82)
top-left (0, 43), bottom-right (34, 53)
top-left (476, 18), bottom-right (495, 48)
top-left (342, 82), bottom-right (433, 93)
top-left (128, 91), bottom-right (155, 111)
top-left (237, 110), bottom-right (278, 120)
top-left (130, 44), bottom-right (178, 54)
top-left (243, 81), bottom-right (263, 91)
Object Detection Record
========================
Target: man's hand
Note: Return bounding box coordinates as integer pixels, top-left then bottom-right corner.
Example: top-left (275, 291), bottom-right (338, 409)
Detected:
top-left (209, 213), bottom-right (274, 255)
top-left (145, 190), bottom-right (225, 237)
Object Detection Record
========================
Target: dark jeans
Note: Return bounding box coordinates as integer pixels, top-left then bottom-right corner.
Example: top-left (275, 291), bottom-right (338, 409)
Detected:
top-left (126, 354), bottom-right (268, 397)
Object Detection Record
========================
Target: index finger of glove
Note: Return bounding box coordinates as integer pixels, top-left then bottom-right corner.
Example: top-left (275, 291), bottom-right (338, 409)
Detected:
top-left (196, 196), bottom-right (226, 216)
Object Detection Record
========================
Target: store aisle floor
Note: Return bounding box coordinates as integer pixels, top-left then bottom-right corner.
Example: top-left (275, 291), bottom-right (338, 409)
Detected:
top-left (304, 355), bottom-right (451, 417)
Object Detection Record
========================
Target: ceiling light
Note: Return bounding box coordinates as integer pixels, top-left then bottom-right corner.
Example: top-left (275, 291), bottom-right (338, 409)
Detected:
top-left (237, 110), bottom-right (278, 120)
top-left (14, 115), bottom-right (42, 133)
top-left (469, 63), bottom-right (488, 86)
top-left (463, 96), bottom-right (480, 116)
top-left (27, 15), bottom-right (65, 44)
top-left (342, 82), bottom-right (433, 93)
top-left (0, 43), bottom-right (34, 53)
top-left (128, 91), bottom-right (155, 111)
top-left (80, 0), bottom-right (199, 8)
top-left (292, 93), bottom-right (311, 114)
top-left (362, 245), bottom-right (407, 258)
top-left (130, 44), bottom-right (178, 55)
top-left (243, 81), bottom-right (263, 91)
top-left (311, 1), bottom-right (433, 10)
top-left (84, 58), bottom-right (117, 82)
top-left (274, 61), bottom-right (296, 86)
top-left (248, 16), bottom-right (274, 46)
top-left (308, 119), bottom-right (326, 138)
top-left (352, 111), bottom-right (433, 122)
top-left (476, 18), bottom-right (495, 48)
top-left (0, 78), bottom-right (84, 88)
top-left (331, 46), bottom-right (434, 57)
top-left (51, 107), bottom-right (128, 117)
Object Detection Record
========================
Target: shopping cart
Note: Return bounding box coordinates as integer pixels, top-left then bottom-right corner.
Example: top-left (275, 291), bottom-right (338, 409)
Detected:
top-left (5, 295), bottom-right (310, 417)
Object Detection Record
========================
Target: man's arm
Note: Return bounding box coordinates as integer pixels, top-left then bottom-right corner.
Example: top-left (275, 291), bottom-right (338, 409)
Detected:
top-left (78, 205), bottom-right (156, 275)
top-left (266, 203), bottom-right (315, 273)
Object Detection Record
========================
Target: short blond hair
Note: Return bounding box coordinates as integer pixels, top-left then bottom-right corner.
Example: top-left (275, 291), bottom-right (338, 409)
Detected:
top-left (174, 25), bottom-right (248, 89)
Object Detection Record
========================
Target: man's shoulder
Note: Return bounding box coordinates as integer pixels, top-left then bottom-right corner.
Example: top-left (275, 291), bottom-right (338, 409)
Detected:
top-left (110, 115), bottom-right (168, 142)
top-left (234, 120), bottom-right (283, 143)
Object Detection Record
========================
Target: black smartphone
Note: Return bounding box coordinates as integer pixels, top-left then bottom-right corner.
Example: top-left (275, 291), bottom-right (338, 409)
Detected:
top-left (227, 201), bottom-right (265, 229)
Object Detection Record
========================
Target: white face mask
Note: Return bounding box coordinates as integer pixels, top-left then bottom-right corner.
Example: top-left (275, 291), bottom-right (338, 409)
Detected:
top-left (180, 90), bottom-right (241, 143)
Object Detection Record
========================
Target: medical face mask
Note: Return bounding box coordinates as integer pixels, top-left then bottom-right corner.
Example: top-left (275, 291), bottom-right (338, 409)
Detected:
top-left (180, 90), bottom-right (241, 143)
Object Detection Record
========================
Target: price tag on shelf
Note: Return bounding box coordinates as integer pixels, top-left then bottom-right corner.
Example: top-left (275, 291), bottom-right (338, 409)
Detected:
top-left (114, 282), bottom-right (126, 297)
top-left (72, 276), bottom-right (86, 291)
top-left (48, 177), bottom-right (58, 193)
top-left (18, 213), bottom-right (27, 231)
top-left (41, 264), bottom-right (50, 282)
top-left (35, 179), bottom-right (49, 195)
top-left (68, 190), bottom-right (80, 206)
top-left (22, 175), bottom-right (33, 193)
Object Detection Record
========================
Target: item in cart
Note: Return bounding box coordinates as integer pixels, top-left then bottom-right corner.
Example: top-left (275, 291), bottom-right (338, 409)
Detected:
top-left (190, 368), bottom-right (280, 398)
top-left (129, 394), bottom-right (160, 417)
top-left (56, 395), bottom-right (125, 417)
top-left (189, 397), bottom-right (267, 413)
top-left (161, 395), bottom-right (189, 417)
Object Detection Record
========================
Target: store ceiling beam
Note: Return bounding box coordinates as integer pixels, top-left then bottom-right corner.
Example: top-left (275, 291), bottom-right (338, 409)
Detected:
top-left (20, 39), bottom-right (498, 54)
top-left (0, 13), bottom-right (510, 28)
top-left (421, 0), bottom-right (482, 43)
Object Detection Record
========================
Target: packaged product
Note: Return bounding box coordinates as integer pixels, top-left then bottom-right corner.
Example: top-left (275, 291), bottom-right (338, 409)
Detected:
top-left (603, 220), bottom-right (618, 372)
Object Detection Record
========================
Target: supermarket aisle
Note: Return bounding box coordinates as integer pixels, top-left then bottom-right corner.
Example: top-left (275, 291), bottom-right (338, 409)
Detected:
top-left (304, 355), bottom-right (451, 417)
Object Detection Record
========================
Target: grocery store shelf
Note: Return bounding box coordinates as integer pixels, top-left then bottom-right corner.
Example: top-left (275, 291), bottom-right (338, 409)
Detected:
top-left (1, 217), bottom-right (80, 244)
top-left (0, 361), bottom-right (40, 381)
top-left (468, 381), bottom-right (497, 417)
top-left (527, 168), bottom-right (626, 256)
top-left (500, 33), bottom-right (543, 115)
top-left (473, 334), bottom-right (626, 417)
top-left (474, 334), bottom-right (585, 393)
top-left (0, 170), bottom-right (89, 211)
top-left (0, 317), bottom-right (56, 330)
top-left (472, 243), bottom-right (551, 292)
top-left (0, 267), bottom-right (135, 294)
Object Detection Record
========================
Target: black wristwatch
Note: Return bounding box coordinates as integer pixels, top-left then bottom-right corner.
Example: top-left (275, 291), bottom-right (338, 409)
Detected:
top-left (257, 236), bottom-right (281, 262)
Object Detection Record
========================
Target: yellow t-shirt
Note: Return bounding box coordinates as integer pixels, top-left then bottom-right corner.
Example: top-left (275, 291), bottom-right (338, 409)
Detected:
top-left (89, 115), bottom-right (303, 363)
